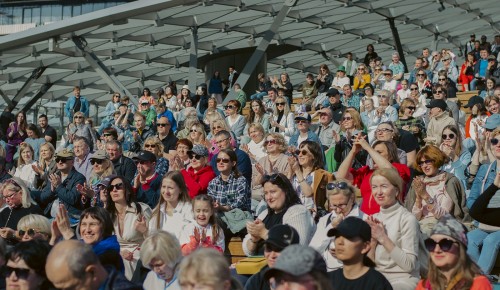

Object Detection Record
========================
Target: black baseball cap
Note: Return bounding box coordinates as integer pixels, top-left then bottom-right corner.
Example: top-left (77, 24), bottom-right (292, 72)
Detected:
top-left (327, 216), bottom-right (371, 242)
top-left (133, 150), bottom-right (156, 162)
top-left (326, 88), bottom-right (340, 97)
top-left (464, 95), bottom-right (484, 108)
top-left (426, 99), bottom-right (448, 111)
top-left (265, 224), bottom-right (300, 250)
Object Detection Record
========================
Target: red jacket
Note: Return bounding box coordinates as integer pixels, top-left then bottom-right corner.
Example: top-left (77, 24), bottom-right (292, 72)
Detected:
top-left (181, 166), bottom-right (216, 198)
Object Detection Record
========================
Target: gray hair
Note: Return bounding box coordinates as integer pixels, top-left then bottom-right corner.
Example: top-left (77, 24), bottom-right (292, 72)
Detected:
top-left (66, 243), bottom-right (99, 280)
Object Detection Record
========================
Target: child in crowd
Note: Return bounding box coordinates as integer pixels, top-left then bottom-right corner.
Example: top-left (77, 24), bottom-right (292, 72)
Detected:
top-left (179, 195), bottom-right (225, 255)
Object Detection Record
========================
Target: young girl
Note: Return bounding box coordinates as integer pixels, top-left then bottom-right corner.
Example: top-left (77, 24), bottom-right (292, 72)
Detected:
top-left (396, 79), bottom-right (410, 106)
top-left (179, 195), bottom-right (224, 255)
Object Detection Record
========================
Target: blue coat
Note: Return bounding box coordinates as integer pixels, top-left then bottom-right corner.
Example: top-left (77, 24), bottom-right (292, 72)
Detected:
top-left (135, 173), bottom-right (162, 209)
top-left (157, 110), bottom-right (177, 133)
top-left (288, 130), bottom-right (321, 148)
top-left (64, 95), bottom-right (90, 119)
top-left (40, 167), bottom-right (86, 219)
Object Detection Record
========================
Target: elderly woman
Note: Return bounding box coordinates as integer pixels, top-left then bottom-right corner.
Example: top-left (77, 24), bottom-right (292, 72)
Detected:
top-left (13, 143), bottom-right (38, 190)
top-left (148, 172), bottom-right (193, 240)
top-left (168, 139), bottom-right (193, 171)
top-left (309, 179), bottom-right (364, 271)
top-left (207, 118), bottom-right (237, 157)
top-left (181, 145), bottom-right (216, 198)
top-left (0, 178), bottom-right (43, 244)
top-left (141, 231), bottom-right (183, 289)
top-left (395, 98), bottom-right (426, 146)
top-left (374, 121), bottom-right (418, 166)
top-left (361, 98), bottom-right (378, 142)
top-left (16, 214), bottom-right (51, 242)
top-left (79, 150), bottom-right (115, 207)
top-left (240, 123), bottom-right (266, 162)
top-left (67, 111), bottom-right (97, 151)
top-left (5, 239), bottom-right (53, 290)
top-left (367, 168), bottom-right (423, 290)
top-left (243, 173), bottom-right (315, 256)
top-left (269, 96), bottom-right (295, 143)
top-left (105, 175), bottom-right (152, 281)
top-left (224, 100), bottom-right (246, 141)
top-left (143, 136), bottom-right (169, 176)
top-left (404, 145), bottom-right (468, 236)
top-left (176, 115), bottom-right (199, 139)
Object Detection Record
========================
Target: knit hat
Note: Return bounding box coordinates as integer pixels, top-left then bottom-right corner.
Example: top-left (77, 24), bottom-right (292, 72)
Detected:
top-left (264, 245), bottom-right (326, 279)
top-left (430, 214), bottom-right (468, 246)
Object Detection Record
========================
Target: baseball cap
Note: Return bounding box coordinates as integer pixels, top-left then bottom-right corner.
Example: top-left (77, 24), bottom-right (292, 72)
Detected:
top-left (327, 216), bottom-right (371, 242)
top-left (430, 214), bottom-right (468, 246)
top-left (295, 112), bottom-right (311, 122)
top-left (482, 114), bottom-right (500, 130)
top-left (90, 150), bottom-right (109, 160)
top-left (264, 245), bottom-right (326, 279)
top-left (265, 225), bottom-right (300, 250)
top-left (426, 99), bottom-right (448, 111)
top-left (463, 95), bottom-right (484, 108)
top-left (488, 55), bottom-right (497, 61)
top-left (56, 148), bottom-right (74, 158)
top-left (133, 150), bottom-right (156, 162)
top-left (337, 65), bottom-right (346, 72)
top-left (326, 88), bottom-right (340, 97)
top-left (97, 175), bottom-right (117, 188)
top-left (187, 144), bottom-right (209, 157)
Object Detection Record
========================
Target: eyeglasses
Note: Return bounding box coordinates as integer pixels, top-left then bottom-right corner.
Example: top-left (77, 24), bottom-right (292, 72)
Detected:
top-left (327, 181), bottom-right (348, 190)
top-left (442, 58), bottom-right (451, 61)
top-left (135, 160), bottom-right (151, 165)
top-left (410, 88), bottom-right (418, 91)
top-left (90, 159), bottom-right (104, 165)
top-left (418, 159), bottom-right (433, 167)
top-left (5, 266), bottom-right (31, 280)
top-left (55, 157), bottom-right (71, 163)
top-left (442, 133), bottom-right (455, 140)
top-left (357, 68), bottom-right (365, 71)
top-left (187, 152), bottom-right (204, 160)
top-left (3, 190), bottom-right (18, 200)
top-left (144, 144), bottom-right (157, 148)
top-left (384, 73), bottom-right (392, 76)
top-left (103, 133), bottom-right (112, 137)
top-left (224, 105), bottom-right (235, 110)
top-left (295, 149), bottom-right (309, 156)
top-left (276, 102), bottom-right (286, 106)
top-left (433, 90), bottom-right (443, 94)
top-left (264, 139), bottom-right (277, 146)
top-left (140, 103), bottom-right (149, 106)
top-left (407, 106), bottom-right (416, 110)
top-left (342, 116), bottom-right (352, 121)
top-left (375, 128), bottom-right (393, 134)
top-left (491, 138), bottom-right (500, 146)
top-left (424, 238), bottom-right (458, 252)
top-left (157, 123), bottom-right (170, 127)
top-left (74, 116), bottom-right (83, 119)
top-left (417, 74), bottom-right (426, 77)
top-left (329, 202), bottom-right (351, 210)
top-left (108, 183), bottom-right (124, 191)
top-left (190, 129), bottom-right (198, 133)
top-left (212, 125), bottom-right (222, 130)
top-left (18, 228), bottom-right (41, 237)
top-left (295, 120), bottom-right (308, 124)
top-left (216, 138), bottom-right (229, 145)
top-left (216, 158), bottom-right (230, 164)
top-left (438, 78), bottom-right (447, 81)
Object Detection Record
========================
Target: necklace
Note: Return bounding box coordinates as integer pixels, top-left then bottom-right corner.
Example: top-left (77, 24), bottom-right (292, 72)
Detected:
top-left (4, 207), bottom-right (13, 227)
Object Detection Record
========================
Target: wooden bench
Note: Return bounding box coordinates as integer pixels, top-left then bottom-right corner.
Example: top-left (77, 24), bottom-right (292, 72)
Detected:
top-left (228, 237), bottom-right (246, 264)
top-left (456, 90), bottom-right (479, 114)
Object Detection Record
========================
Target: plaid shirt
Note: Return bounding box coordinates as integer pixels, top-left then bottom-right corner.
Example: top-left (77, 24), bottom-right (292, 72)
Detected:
top-left (207, 173), bottom-right (250, 211)
top-left (341, 95), bottom-right (361, 111)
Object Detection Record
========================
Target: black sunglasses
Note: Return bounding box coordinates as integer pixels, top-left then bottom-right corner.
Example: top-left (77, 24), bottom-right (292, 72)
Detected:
top-left (424, 238), bottom-right (458, 252)
top-left (4, 266), bottom-right (31, 279)
top-left (18, 228), bottom-right (39, 237)
top-left (224, 105), bottom-right (235, 110)
top-left (491, 138), bottom-right (500, 146)
top-left (442, 133), bottom-right (455, 140)
top-left (108, 183), bottom-right (124, 191)
top-left (90, 159), bottom-right (104, 165)
top-left (407, 106), bottom-right (416, 110)
top-left (157, 123), bottom-right (170, 127)
top-left (187, 152), bottom-right (204, 160)
top-left (418, 159), bottom-right (433, 167)
top-left (417, 74), bottom-right (426, 76)
top-left (216, 158), bottom-right (230, 164)
top-left (410, 88), bottom-right (418, 91)
top-left (55, 157), bottom-right (71, 163)
top-left (327, 181), bottom-right (348, 190)
top-left (276, 102), bottom-right (286, 106)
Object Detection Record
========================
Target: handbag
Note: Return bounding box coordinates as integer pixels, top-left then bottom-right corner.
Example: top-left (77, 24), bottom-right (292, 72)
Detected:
top-left (235, 257), bottom-right (267, 275)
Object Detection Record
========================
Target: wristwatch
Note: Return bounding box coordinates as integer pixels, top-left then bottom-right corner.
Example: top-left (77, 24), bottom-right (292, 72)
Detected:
top-left (426, 197), bottom-right (435, 204)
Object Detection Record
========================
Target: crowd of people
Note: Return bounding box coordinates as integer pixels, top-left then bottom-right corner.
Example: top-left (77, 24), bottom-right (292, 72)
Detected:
top-left (0, 34), bottom-right (499, 290)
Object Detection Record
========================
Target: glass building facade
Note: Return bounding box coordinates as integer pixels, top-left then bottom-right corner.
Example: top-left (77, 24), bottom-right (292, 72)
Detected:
top-left (0, 1), bottom-right (132, 25)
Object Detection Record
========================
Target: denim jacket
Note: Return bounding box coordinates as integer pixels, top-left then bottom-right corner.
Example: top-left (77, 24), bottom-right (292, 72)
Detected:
top-left (64, 95), bottom-right (90, 119)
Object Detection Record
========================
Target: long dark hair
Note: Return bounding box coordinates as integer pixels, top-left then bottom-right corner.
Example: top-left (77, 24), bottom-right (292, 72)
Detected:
top-left (105, 175), bottom-right (143, 222)
top-left (299, 141), bottom-right (325, 170)
top-left (261, 173), bottom-right (301, 212)
top-left (248, 99), bottom-right (266, 123)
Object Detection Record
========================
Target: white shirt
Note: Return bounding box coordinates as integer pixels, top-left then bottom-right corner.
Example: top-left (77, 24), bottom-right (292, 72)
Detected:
top-left (148, 201), bottom-right (193, 240)
top-left (13, 161), bottom-right (37, 190)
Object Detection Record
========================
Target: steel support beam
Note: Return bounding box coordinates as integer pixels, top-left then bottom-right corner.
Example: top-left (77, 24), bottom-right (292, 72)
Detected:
top-left (0, 89), bottom-right (14, 108)
top-left (188, 26), bottom-right (199, 92)
top-left (387, 18), bottom-right (408, 73)
top-left (223, 0), bottom-right (299, 104)
top-left (72, 36), bottom-right (135, 105)
top-left (13, 66), bottom-right (47, 104)
top-left (21, 83), bottom-right (53, 112)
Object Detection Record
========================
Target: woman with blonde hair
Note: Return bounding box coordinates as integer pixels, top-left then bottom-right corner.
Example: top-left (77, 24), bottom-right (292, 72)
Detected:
top-left (269, 95), bottom-right (295, 143)
top-left (240, 123), bottom-right (266, 161)
top-left (187, 122), bottom-right (209, 148)
top-left (143, 136), bottom-right (169, 176)
top-left (208, 119), bottom-right (236, 157)
top-left (395, 98), bottom-right (426, 146)
top-left (16, 214), bottom-right (51, 242)
top-left (13, 142), bottom-right (38, 190)
top-left (178, 248), bottom-right (242, 290)
top-left (176, 115), bottom-right (200, 139)
top-left (67, 111), bottom-right (97, 151)
top-left (333, 108), bottom-right (366, 170)
top-left (32, 142), bottom-right (56, 190)
top-left (141, 231), bottom-right (184, 289)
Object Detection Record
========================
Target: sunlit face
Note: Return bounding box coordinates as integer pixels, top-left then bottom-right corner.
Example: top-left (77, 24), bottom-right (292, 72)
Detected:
top-left (343, 86), bottom-right (352, 97)
top-left (136, 160), bottom-right (155, 176)
top-left (79, 216), bottom-right (103, 245)
top-left (212, 123), bottom-right (224, 135)
top-left (364, 100), bottom-right (373, 111)
top-left (106, 144), bottom-right (120, 160)
top-left (73, 141), bottom-right (88, 158)
top-left (190, 154), bottom-right (207, 171)
top-left (189, 126), bottom-right (202, 141)
top-left (91, 159), bottom-right (106, 174)
top-left (251, 101), bottom-right (261, 113)
top-left (297, 146), bottom-right (313, 167)
top-left (214, 135), bottom-right (230, 151)
top-left (480, 50), bottom-right (488, 59)
top-left (487, 79), bottom-right (495, 89)
top-left (18, 227), bottom-right (48, 242)
top-left (375, 124), bottom-right (394, 141)
top-left (193, 200), bottom-right (212, 227)
top-left (280, 74), bottom-right (287, 83)
top-left (176, 144), bottom-right (190, 159)
top-left (21, 148), bottom-right (33, 163)
top-left (341, 113), bottom-right (354, 130)
top-left (319, 112), bottom-right (333, 125)
top-left (161, 178), bottom-right (181, 204)
top-left (143, 141), bottom-right (159, 155)
top-left (109, 178), bottom-right (125, 203)
top-left (428, 234), bottom-right (460, 270)
top-left (419, 157), bottom-right (438, 177)
top-left (414, 59), bottom-right (422, 68)
top-left (275, 98), bottom-right (286, 112)
top-left (149, 258), bottom-right (175, 282)
top-left (370, 175), bottom-right (398, 209)
top-left (441, 128), bottom-right (457, 148)
top-left (216, 152), bottom-right (234, 174)
top-left (263, 182), bottom-right (286, 212)
top-left (38, 117), bottom-right (47, 128)
top-left (488, 100), bottom-right (499, 114)
top-left (249, 127), bottom-right (263, 142)
top-left (73, 114), bottom-right (84, 124)
top-left (134, 117), bottom-right (145, 129)
top-left (208, 99), bottom-right (216, 108)
top-left (2, 188), bottom-right (22, 208)
top-left (39, 145), bottom-right (53, 161)
top-left (6, 258), bottom-right (43, 290)
top-left (328, 193), bottom-right (353, 216)
top-left (265, 137), bottom-right (279, 154)
top-left (392, 54), bottom-right (400, 63)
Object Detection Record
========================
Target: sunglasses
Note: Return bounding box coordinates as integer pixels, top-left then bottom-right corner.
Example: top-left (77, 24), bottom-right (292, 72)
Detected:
top-left (424, 238), bottom-right (458, 252)
top-left (212, 125), bottom-right (222, 130)
top-left (135, 160), bottom-right (150, 165)
top-left (407, 106), bottom-right (416, 110)
top-left (438, 78), bottom-right (447, 81)
top-left (157, 123), bottom-right (170, 127)
top-left (144, 144), bottom-right (157, 148)
top-left (5, 266), bottom-right (31, 280)
top-left (108, 183), bottom-right (124, 191)
top-left (377, 95), bottom-right (388, 98)
top-left (491, 138), bottom-right (500, 146)
top-left (342, 116), bottom-right (352, 121)
top-left (442, 58), bottom-right (451, 61)
top-left (417, 74), bottom-right (426, 77)
top-left (433, 90), bottom-right (443, 94)
top-left (264, 139), bottom-right (277, 146)
top-left (55, 157), bottom-right (71, 163)
top-left (74, 116), bottom-right (83, 119)
top-left (442, 133), bottom-right (455, 140)
top-left (276, 102), bottom-right (286, 106)
top-left (90, 159), bottom-right (104, 165)
top-left (224, 105), bottom-right (235, 110)
top-left (295, 120), bottom-right (308, 124)
top-left (410, 88), bottom-right (418, 91)
top-left (18, 228), bottom-right (41, 237)
top-left (103, 133), bottom-right (112, 137)
top-left (384, 73), bottom-right (392, 76)
top-left (216, 158), bottom-right (230, 164)
top-left (190, 129), bottom-right (198, 133)
top-left (295, 149), bottom-right (309, 156)
top-left (327, 181), bottom-right (348, 190)
top-left (187, 152), bottom-right (204, 160)
top-left (418, 159), bottom-right (433, 167)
